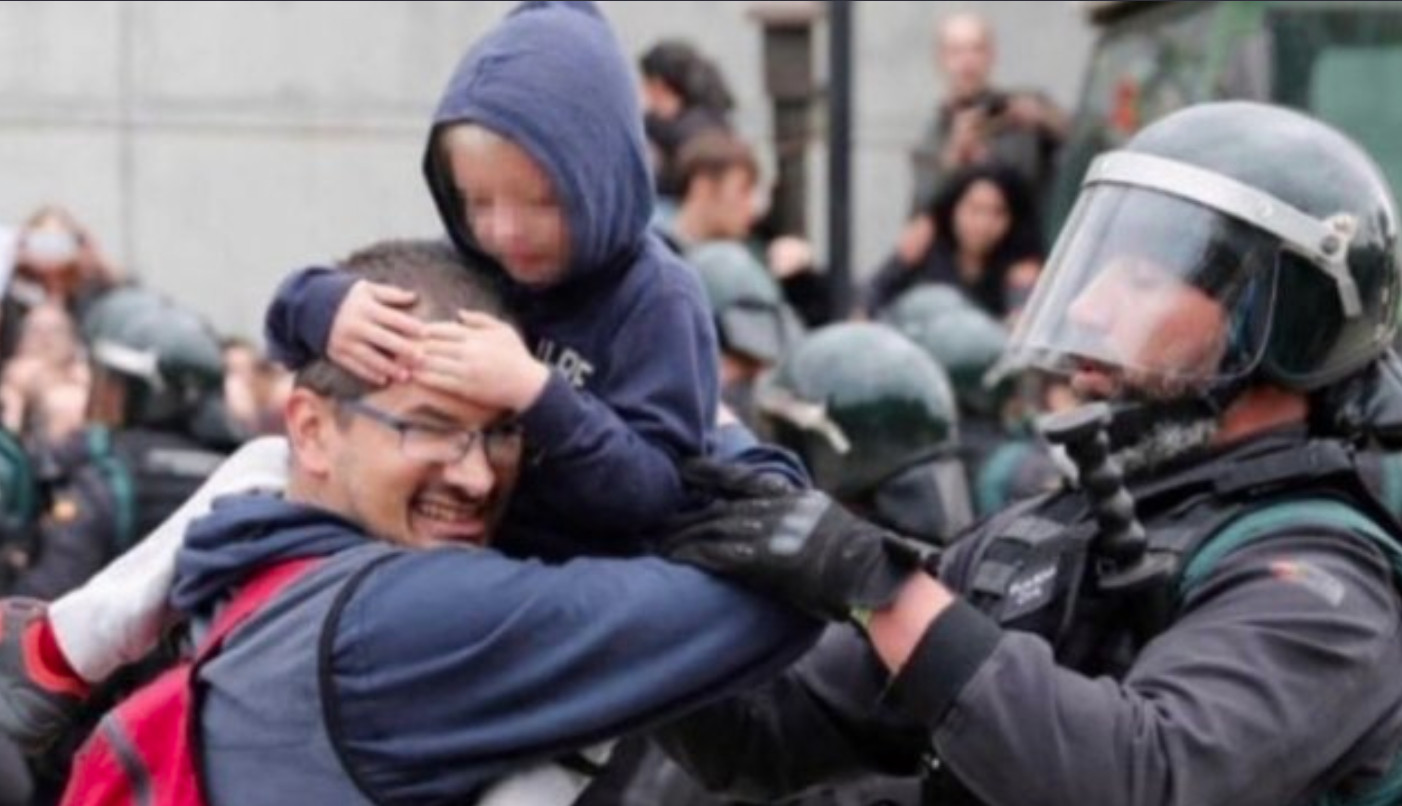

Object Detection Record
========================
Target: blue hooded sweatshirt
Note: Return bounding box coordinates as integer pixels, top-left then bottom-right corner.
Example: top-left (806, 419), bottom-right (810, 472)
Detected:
top-left (168, 492), bottom-right (816, 804)
top-left (266, 1), bottom-right (719, 558)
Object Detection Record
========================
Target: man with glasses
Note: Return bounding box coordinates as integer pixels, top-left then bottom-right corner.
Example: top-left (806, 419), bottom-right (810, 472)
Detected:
top-left (28, 239), bottom-right (817, 804)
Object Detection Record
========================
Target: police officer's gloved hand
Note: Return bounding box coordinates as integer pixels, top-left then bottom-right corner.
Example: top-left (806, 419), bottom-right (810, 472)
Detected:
top-left (663, 459), bottom-right (937, 622)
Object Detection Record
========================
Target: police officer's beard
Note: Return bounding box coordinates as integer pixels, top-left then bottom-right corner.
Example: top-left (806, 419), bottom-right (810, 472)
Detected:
top-left (1113, 415), bottom-right (1219, 477)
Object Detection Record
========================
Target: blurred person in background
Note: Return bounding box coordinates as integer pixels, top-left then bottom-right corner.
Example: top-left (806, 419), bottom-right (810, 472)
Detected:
top-left (0, 302), bottom-right (89, 440)
top-left (5, 289), bottom-right (232, 602)
top-left (3, 206), bottom-right (123, 368)
top-left (866, 164), bottom-right (1043, 322)
top-left (640, 39), bottom-right (736, 206)
top-left (909, 11), bottom-right (1067, 215)
top-left (222, 337), bottom-right (287, 438)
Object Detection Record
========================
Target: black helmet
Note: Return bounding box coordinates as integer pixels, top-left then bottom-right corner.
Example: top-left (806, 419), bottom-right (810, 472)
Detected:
top-left (1005, 101), bottom-right (1399, 403)
top-left (884, 295), bottom-right (1013, 420)
top-left (758, 322), bottom-right (971, 544)
top-left (690, 241), bottom-right (804, 365)
top-left (83, 289), bottom-right (224, 428)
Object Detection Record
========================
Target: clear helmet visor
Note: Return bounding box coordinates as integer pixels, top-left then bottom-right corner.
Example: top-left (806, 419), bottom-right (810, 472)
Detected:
top-left (1004, 183), bottom-right (1283, 400)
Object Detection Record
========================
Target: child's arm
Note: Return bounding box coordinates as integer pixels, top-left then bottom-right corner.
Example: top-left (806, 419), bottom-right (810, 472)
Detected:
top-left (265, 266), bottom-right (420, 383)
top-left (417, 293), bottom-right (714, 535)
top-left (509, 289), bottom-right (716, 533)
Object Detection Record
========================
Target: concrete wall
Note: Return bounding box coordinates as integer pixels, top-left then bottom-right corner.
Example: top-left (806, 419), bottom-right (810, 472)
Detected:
top-left (0, 1), bottom-right (1092, 340)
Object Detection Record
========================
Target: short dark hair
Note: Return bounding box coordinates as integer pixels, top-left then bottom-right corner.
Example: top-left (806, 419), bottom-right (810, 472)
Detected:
top-left (295, 239), bottom-right (510, 400)
top-left (677, 131), bottom-right (758, 197)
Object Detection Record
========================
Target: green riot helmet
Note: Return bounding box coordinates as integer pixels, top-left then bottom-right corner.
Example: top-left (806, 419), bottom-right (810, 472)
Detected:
top-left (83, 289), bottom-right (225, 429)
top-left (758, 322), bottom-right (972, 544)
top-left (884, 300), bottom-right (1013, 421)
top-left (1004, 102), bottom-right (1400, 415)
top-left (882, 284), bottom-right (977, 324)
top-left (689, 241), bottom-right (804, 365)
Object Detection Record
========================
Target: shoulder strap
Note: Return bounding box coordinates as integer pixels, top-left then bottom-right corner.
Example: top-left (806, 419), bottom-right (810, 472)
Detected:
top-left (197, 558), bottom-right (321, 663)
top-left (1178, 498), bottom-right (1402, 806)
top-left (1180, 497), bottom-right (1402, 598)
top-left (84, 426), bottom-right (137, 551)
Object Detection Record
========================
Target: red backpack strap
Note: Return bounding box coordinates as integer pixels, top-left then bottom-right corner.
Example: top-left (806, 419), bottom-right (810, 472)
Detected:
top-left (60, 557), bottom-right (323, 806)
top-left (197, 557), bottom-right (322, 661)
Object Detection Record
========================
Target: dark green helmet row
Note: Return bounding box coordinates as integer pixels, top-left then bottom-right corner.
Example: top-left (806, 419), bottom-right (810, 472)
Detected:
top-left (882, 287), bottom-right (1013, 419)
top-left (689, 241), bottom-right (803, 365)
top-left (82, 288), bottom-right (224, 428)
top-left (757, 322), bottom-right (971, 544)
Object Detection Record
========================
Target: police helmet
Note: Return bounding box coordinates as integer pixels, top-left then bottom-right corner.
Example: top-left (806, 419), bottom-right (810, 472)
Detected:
top-left (83, 289), bottom-right (224, 428)
top-left (690, 240), bottom-right (803, 365)
top-left (758, 322), bottom-right (972, 544)
top-left (884, 296), bottom-right (1013, 420)
top-left (1005, 101), bottom-right (1399, 402)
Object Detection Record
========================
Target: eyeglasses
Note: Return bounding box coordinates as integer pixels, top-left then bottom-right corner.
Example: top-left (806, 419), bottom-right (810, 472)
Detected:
top-left (339, 399), bottom-right (524, 465)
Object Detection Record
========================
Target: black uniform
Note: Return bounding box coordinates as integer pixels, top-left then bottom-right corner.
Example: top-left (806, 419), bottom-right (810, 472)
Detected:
top-left (8, 427), bottom-right (225, 600)
top-left (660, 429), bottom-right (1402, 806)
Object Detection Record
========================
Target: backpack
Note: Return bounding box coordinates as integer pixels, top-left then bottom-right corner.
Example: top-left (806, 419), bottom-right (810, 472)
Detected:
top-left (58, 558), bottom-right (319, 806)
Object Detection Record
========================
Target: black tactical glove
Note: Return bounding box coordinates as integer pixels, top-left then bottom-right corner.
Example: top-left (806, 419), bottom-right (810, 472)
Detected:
top-left (662, 459), bottom-right (937, 622)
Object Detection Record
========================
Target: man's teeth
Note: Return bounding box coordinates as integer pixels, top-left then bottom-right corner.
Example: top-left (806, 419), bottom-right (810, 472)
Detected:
top-left (417, 500), bottom-right (477, 522)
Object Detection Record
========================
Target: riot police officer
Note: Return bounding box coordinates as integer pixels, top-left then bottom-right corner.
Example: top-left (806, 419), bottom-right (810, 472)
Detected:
top-left (882, 288), bottom-right (1063, 516)
top-left (8, 288), bottom-right (233, 599)
top-left (595, 322), bottom-right (966, 806)
top-left (758, 322), bottom-right (972, 546)
top-left (690, 240), bottom-right (804, 429)
top-left (657, 102), bottom-right (1402, 806)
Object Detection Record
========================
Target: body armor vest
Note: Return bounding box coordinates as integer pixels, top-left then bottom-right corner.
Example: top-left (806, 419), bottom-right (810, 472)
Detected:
top-left (928, 431), bottom-right (1402, 805)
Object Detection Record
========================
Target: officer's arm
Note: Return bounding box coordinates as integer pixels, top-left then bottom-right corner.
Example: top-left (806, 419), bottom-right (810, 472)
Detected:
top-left (656, 625), bottom-right (929, 801)
top-left (869, 533), bottom-right (1402, 806)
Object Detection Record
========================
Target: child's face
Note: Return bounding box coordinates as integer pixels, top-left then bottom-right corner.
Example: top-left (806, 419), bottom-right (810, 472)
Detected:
top-left (447, 127), bottom-right (572, 288)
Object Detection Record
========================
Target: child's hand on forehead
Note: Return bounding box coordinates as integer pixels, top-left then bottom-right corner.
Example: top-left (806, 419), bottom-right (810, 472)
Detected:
top-left (414, 311), bottom-right (550, 414)
top-left (328, 280), bottom-right (424, 386)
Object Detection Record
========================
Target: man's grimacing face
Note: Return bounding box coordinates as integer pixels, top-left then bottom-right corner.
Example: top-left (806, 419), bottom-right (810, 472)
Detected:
top-left (299, 379), bottom-right (523, 550)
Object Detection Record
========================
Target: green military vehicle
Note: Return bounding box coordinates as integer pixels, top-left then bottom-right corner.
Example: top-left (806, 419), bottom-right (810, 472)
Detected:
top-left (1050, 0), bottom-right (1402, 227)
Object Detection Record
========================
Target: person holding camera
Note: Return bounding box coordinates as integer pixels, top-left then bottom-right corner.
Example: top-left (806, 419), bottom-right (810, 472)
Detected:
top-left (906, 13), bottom-right (1066, 228)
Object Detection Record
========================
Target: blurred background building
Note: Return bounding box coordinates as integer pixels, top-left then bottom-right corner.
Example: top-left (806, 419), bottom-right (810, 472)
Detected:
top-left (0, 1), bottom-right (1093, 339)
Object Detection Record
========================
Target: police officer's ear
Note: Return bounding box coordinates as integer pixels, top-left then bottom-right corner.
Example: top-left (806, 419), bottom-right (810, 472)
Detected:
top-left (284, 389), bottom-right (338, 480)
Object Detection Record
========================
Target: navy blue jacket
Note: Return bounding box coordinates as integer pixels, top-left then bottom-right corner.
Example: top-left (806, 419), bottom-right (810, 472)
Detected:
top-left (267, 1), bottom-right (719, 557)
top-left (172, 493), bottom-right (816, 804)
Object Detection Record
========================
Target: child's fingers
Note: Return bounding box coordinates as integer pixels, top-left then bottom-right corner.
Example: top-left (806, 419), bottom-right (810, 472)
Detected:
top-left (339, 344), bottom-right (400, 386)
top-left (422, 321), bottom-right (470, 342)
top-left (368, 283), bottom-right (419, 308)
top-left (456, 310), bottom-right (508, 330)
top-left (412, 367), bottom-right (459, 392)
top-left (370, 304), bottom-right (425, 341)
top-left (363, 325), bottom-right (419, 364)
top-left (415, 353), bottom-right (467, 380)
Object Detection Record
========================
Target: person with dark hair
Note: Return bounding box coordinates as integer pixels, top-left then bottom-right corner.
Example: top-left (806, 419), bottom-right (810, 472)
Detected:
top-left (866, 164), bottom-right (1043, 320)
top-left (667, 130), bottom-right (761, 251)
top-left (639, 39), bottom-right (736, 200)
